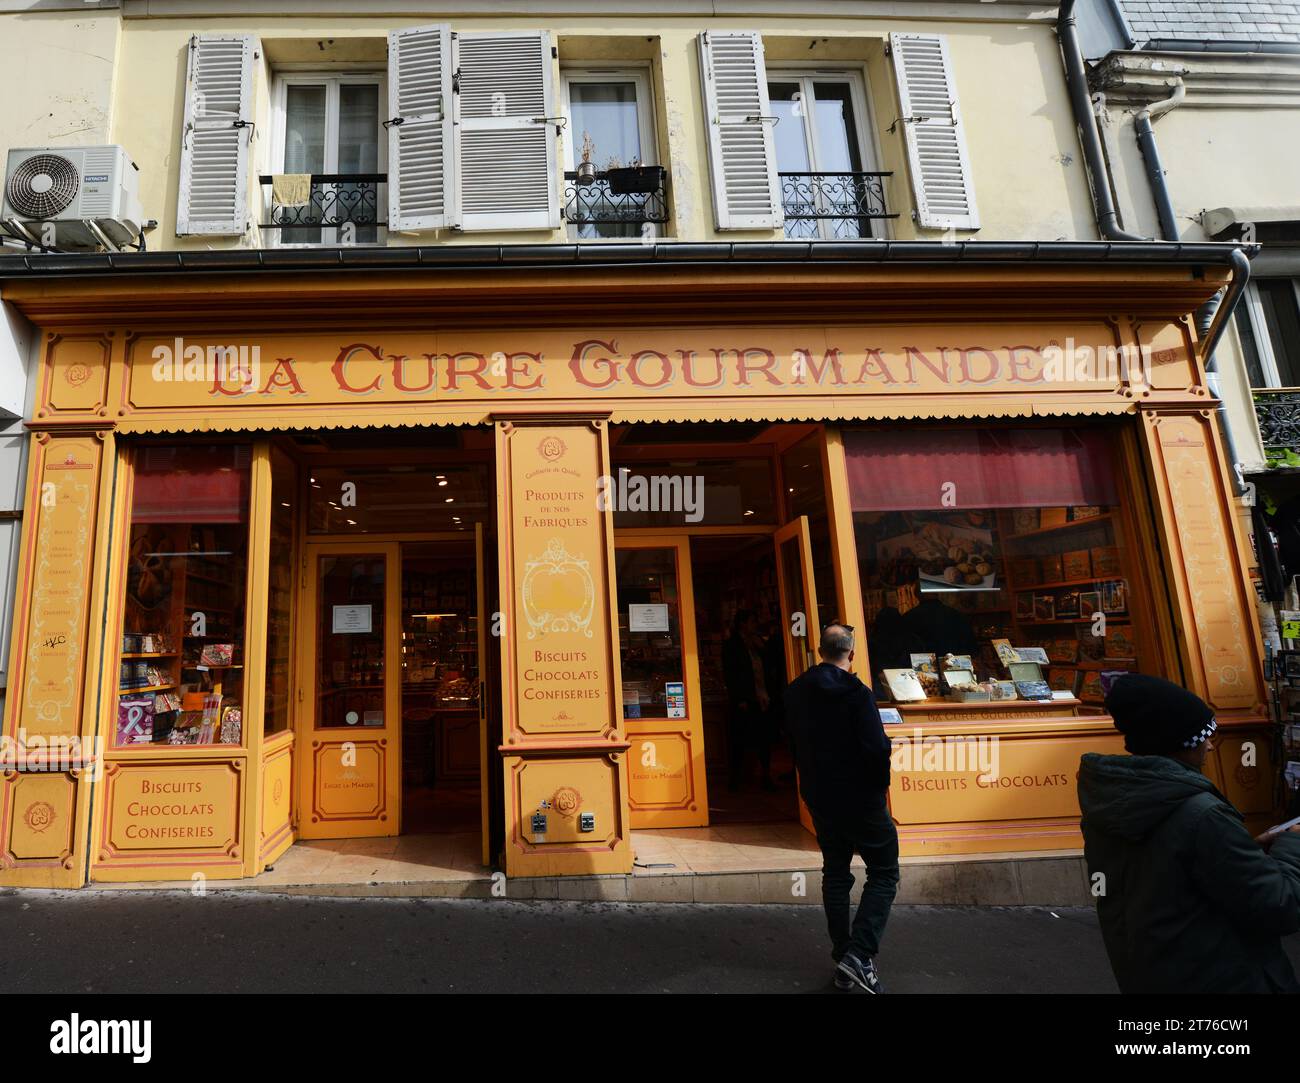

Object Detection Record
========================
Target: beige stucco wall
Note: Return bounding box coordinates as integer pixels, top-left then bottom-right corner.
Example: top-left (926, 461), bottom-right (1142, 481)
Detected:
top-left (85, 11), bottom-right (1100, 249)
top-left (1098, 84), bottom-right (1300, 474)
top-left (0, 10), bottom-right (120, 157)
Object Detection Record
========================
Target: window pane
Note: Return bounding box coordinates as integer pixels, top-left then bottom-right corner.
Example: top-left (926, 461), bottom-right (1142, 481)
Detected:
top-left (811, 82), bottom-right (863, 173)
top-left (1234, 305), bottom-right (1269, 388)
top-left (569, 80), bottom-right (642, 240)
top-left (285, 85), bottom-right (326, 173)
top-left (336, 83), bottom-right (381, 243)
top-left (338, 84), bottom-right (379, 172)
top-left (316, 554), bottom-right (385, 729)
top-left (616, 547), bottom-right (686, 720)
top-left (1257, 279), bottom-right (1300, 387)
top-left (845, 426), bottom-right (1148, 707)
top-left (307, 464), bottom-right (490, 534)
top-left (264, 448), bottom-right (296, 735)
top-left (571, 81), bottom-right (641, 169)
top-left (608, 459), bottom-right (777, 526)
top-left (768, 82), bottom-right (811, 172)
top-left (116, 445), bottom-right (251, 748)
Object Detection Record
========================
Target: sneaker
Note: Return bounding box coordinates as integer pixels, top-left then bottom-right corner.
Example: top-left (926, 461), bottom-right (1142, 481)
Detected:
top-left (833, 970), bottom-right (856, 991)
top-left (835, 952), bottom-right (882, 994)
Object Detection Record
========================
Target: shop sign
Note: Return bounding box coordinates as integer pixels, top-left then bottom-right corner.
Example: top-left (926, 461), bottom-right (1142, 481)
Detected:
top-left (105, 763), bottom-right (239, 852)
top-left (117, 322), bottom-right (1157, 413)
top-left (504, 424), bottom-right (614, 734)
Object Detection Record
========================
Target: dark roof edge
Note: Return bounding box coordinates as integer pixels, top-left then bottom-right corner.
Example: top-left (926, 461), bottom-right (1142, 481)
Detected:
top-left (0, 239), bottom-right (1259, 280)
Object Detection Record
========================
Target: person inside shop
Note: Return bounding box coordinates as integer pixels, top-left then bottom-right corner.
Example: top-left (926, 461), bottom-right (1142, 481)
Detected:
top-left (722, 609), bottom-right (776, 793)
top-left (866, 590), bottom-right (926, 679)
top-left (1078, 673), bottom-right (1300, 993)
top-left (761, 608), bottom-right (794, 786)
top-left (899, 589), bottom-right (977, 659)
top-left (784, 622), bottom-right (899, 994)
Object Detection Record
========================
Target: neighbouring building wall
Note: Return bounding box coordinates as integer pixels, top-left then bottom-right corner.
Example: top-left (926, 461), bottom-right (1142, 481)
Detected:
top-left (1089, 48), bottom-right (1300, 474)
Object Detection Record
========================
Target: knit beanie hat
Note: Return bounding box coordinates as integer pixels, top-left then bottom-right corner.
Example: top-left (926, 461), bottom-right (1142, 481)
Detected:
top-left (1103, 673), bottom-right (1217, 756)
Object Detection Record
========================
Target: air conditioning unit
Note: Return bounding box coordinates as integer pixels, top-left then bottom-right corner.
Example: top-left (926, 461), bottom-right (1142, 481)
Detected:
top-left (2, 145), bottom-right (144, 250)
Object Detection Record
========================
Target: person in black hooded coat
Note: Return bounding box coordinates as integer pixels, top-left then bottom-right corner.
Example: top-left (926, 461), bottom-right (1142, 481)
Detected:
top-left (1078, 673), bottom-right (1300, 993)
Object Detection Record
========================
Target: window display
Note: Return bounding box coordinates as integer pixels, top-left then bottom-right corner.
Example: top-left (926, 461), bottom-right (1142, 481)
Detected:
top-left (844, 426), bottom-right (1148, 710)
top-left (114, 445), bottom-right (251, 747)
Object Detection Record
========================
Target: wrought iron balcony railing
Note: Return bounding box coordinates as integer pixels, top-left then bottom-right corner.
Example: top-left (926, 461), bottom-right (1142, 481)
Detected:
top-left (780, 171), bottom-right (895, 240)
top-left (259, 173), bottom-right (386, 236)
top-left (1254, 388), bottom-right (1300, 454)
top-left (563, 166), bottom-right (669, 231)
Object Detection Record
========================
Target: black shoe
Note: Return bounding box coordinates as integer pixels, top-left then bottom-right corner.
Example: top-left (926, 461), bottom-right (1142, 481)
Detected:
top-left (833, 970), bottom-right (855, 991)
top-left (836, 952), bottom-right (882, 994)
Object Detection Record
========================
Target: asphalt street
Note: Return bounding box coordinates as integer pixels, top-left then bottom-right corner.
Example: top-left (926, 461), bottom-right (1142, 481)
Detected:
top-left (7, 888), bottom-right (1300, 995)
top-left (0, 889), bottom-right (1132, 994)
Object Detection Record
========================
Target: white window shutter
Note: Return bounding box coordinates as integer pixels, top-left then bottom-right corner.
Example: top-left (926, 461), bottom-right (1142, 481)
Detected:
top-left (890, 32), bottom-right (979, 231)
top-left (453, 31), bottom-right (559, 232)
top-left (176, 34), bottom-right (256, 236)
top-left (387, 23), bottom-right (456, 231)
top-left (697, 30), bottom-right (782, 231)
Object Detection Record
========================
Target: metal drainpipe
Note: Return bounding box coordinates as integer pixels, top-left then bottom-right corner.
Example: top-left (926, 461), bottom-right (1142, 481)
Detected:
top-left (1135, 79), bottom-right (1184, 241)
top-left (1199, 248), bottom-right (1253, 496)
top-left (1058, 0), bottom-right (1145, 241)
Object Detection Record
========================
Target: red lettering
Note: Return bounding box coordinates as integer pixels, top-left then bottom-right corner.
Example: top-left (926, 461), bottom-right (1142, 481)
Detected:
top-left (332, 342), bottom-right (383, 394)
top-left (627, 350), bottom-right (672, 389)
top-left (442, 352), bottom-right (491, 392)
top-left (569, 339), bottom-right (620, 389)
top-left (903, 346), bottom-right (950, 384)
top-left (260, 358), bottom-right (306, 396)
top-left (731, 348), bottom-right (782, 387)
top-left (851, 349), bottom-right (898, 385)
top-left (504, 352), bottom-right (544, 391)
top-left (959, 347), bottom-right (1000, 384)
top-left (678, 349), bottom-right (725, 389)
top-left (1007, 345), bottom-right (1047, 383)
top-left (391, 353), bottom-right (436, 394)
top-left (798, 348), bottom-right (845, 386)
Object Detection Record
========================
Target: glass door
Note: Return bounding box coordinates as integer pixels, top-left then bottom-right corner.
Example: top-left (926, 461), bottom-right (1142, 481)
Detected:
top-left (774, 516), bottom-right (822, 680)
top-left (297, 542), bottom-right (401, 838)
top-left (615, 536), bottom-right (708, 828)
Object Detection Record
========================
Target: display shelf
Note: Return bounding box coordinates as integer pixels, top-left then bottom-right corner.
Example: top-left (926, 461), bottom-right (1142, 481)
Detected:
top-left (1005, 514), bottom-right (1114, 542)
top-left (121, 651), bottom-right (179, 659)
top-left (118, 683), bottom-right (176, 695)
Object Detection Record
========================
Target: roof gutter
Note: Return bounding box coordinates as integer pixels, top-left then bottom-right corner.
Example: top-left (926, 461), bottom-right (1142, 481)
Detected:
top-left (0, 239), bottom-right (1257, 281)
top-left (1058, 0), bottom-right (1146, 241)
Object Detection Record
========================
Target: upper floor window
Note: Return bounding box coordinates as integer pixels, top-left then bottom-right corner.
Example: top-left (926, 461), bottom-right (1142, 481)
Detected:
top-left (561, 67), bottom-right (664, 241)
top-left (768, 71), bottom-right (881, 240)
top-left (269, 73), bottom-right (386, 246)
top-left (1237, 279), bottom-right (1300, 388)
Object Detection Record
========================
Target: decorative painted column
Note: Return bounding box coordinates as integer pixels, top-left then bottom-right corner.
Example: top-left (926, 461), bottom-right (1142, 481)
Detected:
top-left (0, 428), bottom-right (115, 887)
top-left (493, 413), bottom-right (631, 877)
top-left (1138, 405), bottom-right (1276, 821)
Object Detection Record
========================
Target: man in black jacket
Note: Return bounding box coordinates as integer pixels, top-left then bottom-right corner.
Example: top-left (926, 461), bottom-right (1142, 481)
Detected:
top-left (784, 622), bottom-right (898, 993)
top-left (1079, 673), bottom-right (1300, 993)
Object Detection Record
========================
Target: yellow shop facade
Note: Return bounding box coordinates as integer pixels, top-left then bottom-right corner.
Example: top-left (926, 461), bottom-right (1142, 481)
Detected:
top-left (0, 242), bottom-right (1278, 888)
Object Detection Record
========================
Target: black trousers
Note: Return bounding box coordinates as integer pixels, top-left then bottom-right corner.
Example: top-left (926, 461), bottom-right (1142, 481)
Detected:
top-left (811, 804), bottom-right (900, 962)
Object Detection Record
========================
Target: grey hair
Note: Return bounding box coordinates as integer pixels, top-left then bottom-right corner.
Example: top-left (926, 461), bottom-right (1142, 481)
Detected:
top-left (819, 624), bottom-right (854, 660)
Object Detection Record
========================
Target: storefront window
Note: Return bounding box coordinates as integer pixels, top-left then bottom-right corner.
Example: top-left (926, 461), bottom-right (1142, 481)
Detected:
top-left (115, 445), bottom-right (251, 748)
top-left (780, 433), bottom-right (838, 634)
top-left (307, 464), bottom-right (489, 534)
top-left (615, 546), bottom-right (687, 719)
top-left (609, 458), bottom-right (777, 527)
top-left (844, 426), bottom-right (1148, 708)
top-left (264, 448), bottom-right (296, 735)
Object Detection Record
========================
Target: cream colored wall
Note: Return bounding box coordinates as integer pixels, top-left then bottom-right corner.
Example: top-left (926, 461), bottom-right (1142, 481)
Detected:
top-left (1099, 99), bottom-right (1299, 474)
top-left (93, 12), bottom-right (1098, 250)
top-left (0, 10), bottom-right (120, 157)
